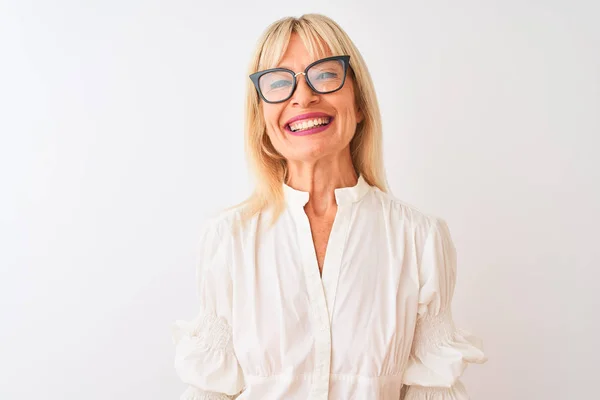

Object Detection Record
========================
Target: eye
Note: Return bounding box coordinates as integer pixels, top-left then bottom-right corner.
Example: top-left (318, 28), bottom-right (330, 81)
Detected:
top-left (315, 72), bottom-right (338, 80)
top-left (270, 79), bottom-right (293, 89)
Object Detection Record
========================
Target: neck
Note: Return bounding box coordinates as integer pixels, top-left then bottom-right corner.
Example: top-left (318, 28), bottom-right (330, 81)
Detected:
top-left (285, 147), bottom-right (358, 216)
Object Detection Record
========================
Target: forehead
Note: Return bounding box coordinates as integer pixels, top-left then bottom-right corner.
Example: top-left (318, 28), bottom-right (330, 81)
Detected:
top-left (276, 33), bottom-right (332, 70)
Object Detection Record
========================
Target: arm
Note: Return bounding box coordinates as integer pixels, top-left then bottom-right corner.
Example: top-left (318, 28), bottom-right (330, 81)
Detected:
top-left (402, 218), bottom-right (486, 399)
top-left (172, 217), bottom-right (245, 399)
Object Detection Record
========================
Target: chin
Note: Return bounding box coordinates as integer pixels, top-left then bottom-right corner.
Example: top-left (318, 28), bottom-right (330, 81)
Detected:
top-left (291, 142), bottom-right (342, 162)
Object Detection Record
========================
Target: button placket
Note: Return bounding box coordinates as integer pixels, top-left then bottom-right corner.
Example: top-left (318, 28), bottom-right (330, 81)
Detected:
top-left (320, 202), bottom-right (352, 325)
top-left (290, 205), bottom-right (332, 399)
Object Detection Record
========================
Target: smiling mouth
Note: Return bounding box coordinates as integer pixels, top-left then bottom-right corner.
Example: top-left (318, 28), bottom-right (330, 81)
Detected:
top-left (287, 117), bottom-right (332, 133)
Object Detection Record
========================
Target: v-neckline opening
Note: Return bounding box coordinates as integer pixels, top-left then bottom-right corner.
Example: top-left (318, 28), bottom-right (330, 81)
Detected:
top-left (303, 205), bottom-right (338, 278)
top-left (294, 202), bottom-right (354, 325)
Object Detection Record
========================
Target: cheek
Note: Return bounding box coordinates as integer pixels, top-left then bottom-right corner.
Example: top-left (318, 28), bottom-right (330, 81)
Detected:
top-left (262, 105), bottom-right (283, 134)
top-left (338, 100), bottom-right (359, 128)
top-left (332, 86), bottom-right (359, 125)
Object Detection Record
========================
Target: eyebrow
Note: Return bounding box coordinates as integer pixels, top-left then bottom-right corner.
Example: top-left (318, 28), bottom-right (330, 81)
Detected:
top-left (275, 53), bottom-right (335, 71)
top-left (277, 63), bottom-right (300, 71)
top-left (276, 58), bottom-right (319, 71)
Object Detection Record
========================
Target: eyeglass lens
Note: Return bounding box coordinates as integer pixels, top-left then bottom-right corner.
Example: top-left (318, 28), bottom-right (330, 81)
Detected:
top-left (258, 59), bottom-right (345, 103)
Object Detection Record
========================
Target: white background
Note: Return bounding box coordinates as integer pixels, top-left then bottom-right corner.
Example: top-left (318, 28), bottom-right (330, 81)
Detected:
top-left (1, 1), bottom-right (598, 399)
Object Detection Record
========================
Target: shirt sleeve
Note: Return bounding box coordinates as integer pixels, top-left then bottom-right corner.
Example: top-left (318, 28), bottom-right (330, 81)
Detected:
top-left (401, 218), bottom-right (487, 400)
top-left (172, 217), bottom-right (245, 399)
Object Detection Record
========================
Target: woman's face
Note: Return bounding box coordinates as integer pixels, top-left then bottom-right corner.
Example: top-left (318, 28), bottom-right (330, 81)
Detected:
top-left (261, 34), bottom-right (363, 164)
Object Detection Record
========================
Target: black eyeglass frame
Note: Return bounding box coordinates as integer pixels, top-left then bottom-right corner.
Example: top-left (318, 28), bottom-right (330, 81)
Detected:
top-left (249, 55), bottom-right (351, 104)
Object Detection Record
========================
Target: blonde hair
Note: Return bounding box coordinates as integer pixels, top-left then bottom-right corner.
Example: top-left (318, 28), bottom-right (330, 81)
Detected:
top-left (231, 13), bottom-right (389, 226)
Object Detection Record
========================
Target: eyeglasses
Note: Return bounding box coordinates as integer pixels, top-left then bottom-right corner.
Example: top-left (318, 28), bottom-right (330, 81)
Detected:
top-left (249, 55), bottom-right (351, 104)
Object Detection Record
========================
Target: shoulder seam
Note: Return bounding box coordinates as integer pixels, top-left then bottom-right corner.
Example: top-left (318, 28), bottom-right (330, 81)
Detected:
top-left (373, 188), bottom-right (440, 221)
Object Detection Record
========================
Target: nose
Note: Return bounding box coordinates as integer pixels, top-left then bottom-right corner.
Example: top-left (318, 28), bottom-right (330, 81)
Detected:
top-left (291, 73), bottom-right (319, 107)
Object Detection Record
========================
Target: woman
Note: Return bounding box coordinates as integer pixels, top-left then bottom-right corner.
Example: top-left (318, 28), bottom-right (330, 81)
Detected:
top-left (173, 14), bottom-right (486, 400)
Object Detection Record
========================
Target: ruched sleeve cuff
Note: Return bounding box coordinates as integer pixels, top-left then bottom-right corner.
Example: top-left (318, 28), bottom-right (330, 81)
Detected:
top-left (402, 310), bottom-right (486, 392)
top-left (173, 312), bottom-right (245, 398)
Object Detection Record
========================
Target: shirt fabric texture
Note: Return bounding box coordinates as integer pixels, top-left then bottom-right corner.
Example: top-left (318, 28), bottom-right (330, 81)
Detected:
top-left (172, 175), bottom-right (486, 400)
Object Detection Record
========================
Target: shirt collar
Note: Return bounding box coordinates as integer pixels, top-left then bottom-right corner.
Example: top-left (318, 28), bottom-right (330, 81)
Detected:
top-left (282, 175), bottom-right (371, 207)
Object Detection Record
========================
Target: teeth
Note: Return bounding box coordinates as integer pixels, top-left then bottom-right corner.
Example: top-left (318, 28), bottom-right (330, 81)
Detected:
top-left (289, 117), bottom-right (330, 132)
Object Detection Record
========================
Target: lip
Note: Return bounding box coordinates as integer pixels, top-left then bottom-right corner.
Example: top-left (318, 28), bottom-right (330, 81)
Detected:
top-left (284, 112), bottom-right (333, 127)
top-left (285, 120), bottom-right (333, 136)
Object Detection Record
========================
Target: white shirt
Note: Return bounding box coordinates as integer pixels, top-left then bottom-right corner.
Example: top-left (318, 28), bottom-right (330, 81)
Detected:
top-left (172, 176), bottom-right (486, 400)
